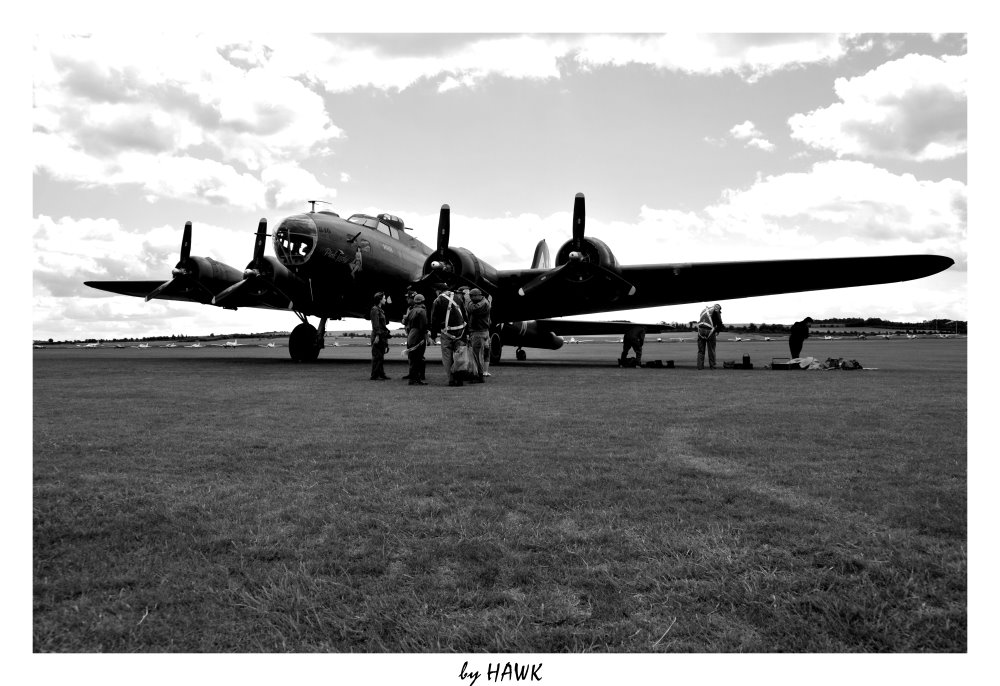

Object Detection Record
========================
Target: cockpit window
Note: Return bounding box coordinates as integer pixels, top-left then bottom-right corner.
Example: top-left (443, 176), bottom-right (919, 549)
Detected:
top-left (274, 215), bottom-right (318, 266)
top-left (347, 214), bottom-right (379, 230)
top-left (349, 214), bottom-right (401, 238)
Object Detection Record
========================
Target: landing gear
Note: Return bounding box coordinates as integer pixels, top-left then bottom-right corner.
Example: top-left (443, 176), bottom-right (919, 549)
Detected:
top-left (515, 348), bottom-right (527, 361)
top-left (288, 315), bottom-right (329, 362)
top-left (289, 323), bottom-right (320, 362)
top-left (489, 332), bottom-right (503, 365)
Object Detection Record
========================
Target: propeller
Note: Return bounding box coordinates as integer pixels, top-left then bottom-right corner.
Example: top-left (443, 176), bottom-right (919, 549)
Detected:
top-left (518, 193), bottom-right (636, 298)
top-left (412, 203), bottom-right (492, 294)
top-left (212, 219), bottom-right (294, 308)
top-left (415, 205), bottom-right (460, 286)
top-left (145, 221), bottom-right (215, 302)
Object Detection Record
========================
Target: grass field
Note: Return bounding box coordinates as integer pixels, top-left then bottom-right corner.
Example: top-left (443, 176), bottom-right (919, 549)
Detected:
top-left (32, 337), bottom-right (967, 656)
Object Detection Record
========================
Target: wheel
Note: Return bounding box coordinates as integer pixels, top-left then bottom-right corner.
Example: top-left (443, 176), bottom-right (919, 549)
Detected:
top-left (515, 348), bottom-right (527, 361)
top-left (289, 323), bottom-right (320, 362)
top-left (489, 333), bottom-right (503, 364)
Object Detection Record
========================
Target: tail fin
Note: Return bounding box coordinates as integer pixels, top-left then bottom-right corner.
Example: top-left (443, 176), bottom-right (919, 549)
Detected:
top-left (531, 239), bottom-right (550, 269)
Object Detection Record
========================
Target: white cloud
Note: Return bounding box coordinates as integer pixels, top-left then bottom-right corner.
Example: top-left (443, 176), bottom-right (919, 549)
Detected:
top-left (789, 53), bottom-right (967, 161)
top-left (574, 34), bottom-right (847, 81)
top-left (33, 35), bottom-right (342, 209)
top-left (729, 120), bottom-right (775, 151)
top-left (429, 161), bottom-right (965, 272)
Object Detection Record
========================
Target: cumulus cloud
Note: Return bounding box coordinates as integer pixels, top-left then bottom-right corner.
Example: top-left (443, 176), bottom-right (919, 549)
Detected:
top-left (32, 34), bottom-right (863, 211)
top-left (729, 120), bottom-right (775, 151)
top-left (33, 35), bottom-right (341, 209)
top-left (789, 53), bottom-right (967, 161)
top-left (574, 34), bottom-right (847, 81)
top-left (33, 214), bottom-right (254, 299)
top-left (431, 161), bottom-right (966, 272)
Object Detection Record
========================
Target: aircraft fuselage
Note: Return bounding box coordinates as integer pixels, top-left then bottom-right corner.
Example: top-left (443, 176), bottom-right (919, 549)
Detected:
top-left (273, 211), bottom-right (431, 321)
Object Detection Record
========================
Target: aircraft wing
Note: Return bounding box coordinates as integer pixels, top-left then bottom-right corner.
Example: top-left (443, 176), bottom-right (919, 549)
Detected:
top-left (84, 280), bottom-right (200, 303)
top-left (84, 279), bottom-right (293, 310)
top-left (494, 254), bottom-right (953, 320)
top-left (616, 254), bottom-right (954, 305)
top-left (533, 319), bottom-right (679, 336)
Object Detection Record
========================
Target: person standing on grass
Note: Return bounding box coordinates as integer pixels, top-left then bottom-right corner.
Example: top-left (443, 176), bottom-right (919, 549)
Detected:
top-left (696, 303), bottom-right (724, 370)
top-left (465, 288), bottom-right (491, 383)
top-left (403, 293), bottom-right (429, 385)
top-left (400, 287), bottom-right (417, 380)
top-left (619, 325), bottom-right (646, 368)
top-left (789, 317), bottom-right (813, 359)
top-left (369, 291), bottom-right (390, 380)
top-left (429, 283), bottom-right (468, 387)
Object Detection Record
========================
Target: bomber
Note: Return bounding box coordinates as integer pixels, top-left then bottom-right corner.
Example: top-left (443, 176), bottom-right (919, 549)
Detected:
top-left (85, 193), bottom-right (954, 363)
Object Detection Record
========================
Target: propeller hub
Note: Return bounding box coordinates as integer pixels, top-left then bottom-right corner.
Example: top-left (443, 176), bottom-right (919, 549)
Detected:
top-left (243, 268), bottom-right (261, 279)
top-left (568, 251), bottom-right (584, 262)
top-left (171, 267), bottom-right (190, 277)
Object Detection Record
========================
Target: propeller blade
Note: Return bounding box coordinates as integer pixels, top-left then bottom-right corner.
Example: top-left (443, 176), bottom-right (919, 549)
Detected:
top-left (436, 204), bottom-right (450, 252)
top-left (145, 278), bottom-right (177, 302)
top-left (212, 278), bottom-right (249, 305)
top-left (572, 193), bottom-right (585, 246)
top-left (252, 218), bottom-right (267, 262)
top-left (180, 221), bottom-right (193, 262)
top-left (518, 263), bottom-right (569, 297)
top-left (518, 263), bottom-right (636, 298)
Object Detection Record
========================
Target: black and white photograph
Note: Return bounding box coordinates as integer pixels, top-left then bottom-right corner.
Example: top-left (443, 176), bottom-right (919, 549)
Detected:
top-left (23, 4), bottom-right (986, 685)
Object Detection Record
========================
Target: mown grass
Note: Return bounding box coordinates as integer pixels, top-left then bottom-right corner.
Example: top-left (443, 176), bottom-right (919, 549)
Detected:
top-left (33, 339), bottom-right (966, 652)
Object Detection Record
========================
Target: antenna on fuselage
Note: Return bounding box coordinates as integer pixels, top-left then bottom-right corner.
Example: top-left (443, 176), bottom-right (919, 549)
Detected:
top-left (307, 200), bottom-right (331, 213)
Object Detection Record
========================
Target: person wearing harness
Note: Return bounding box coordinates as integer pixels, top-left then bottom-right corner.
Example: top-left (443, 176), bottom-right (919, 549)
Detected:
top-left (696, 303), bottom-right (724, 370)
top-left (402, 293), bottom-right (429, 385)
top-left (369, 291), bottom-right (390, 380)
top-left (429, 283), bottom-right (468, 387)
top-left (466, 288), bottom-right (491, 383)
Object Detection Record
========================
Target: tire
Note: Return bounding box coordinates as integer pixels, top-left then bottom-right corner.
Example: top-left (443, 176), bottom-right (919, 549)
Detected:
top-left (289, 323), bottom-right (320, 362)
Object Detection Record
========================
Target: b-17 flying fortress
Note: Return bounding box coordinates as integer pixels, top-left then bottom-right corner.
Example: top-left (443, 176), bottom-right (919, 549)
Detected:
top-left (85, 194), bottom-right (953, 363)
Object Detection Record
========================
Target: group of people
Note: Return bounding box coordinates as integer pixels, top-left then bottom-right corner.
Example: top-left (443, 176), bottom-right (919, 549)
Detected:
top-left (374, 290), bottom-right (814, 377)
top-left (621, 304), bottom-right (813, 370)
top-left (369, 283), bottom-right (492, 387)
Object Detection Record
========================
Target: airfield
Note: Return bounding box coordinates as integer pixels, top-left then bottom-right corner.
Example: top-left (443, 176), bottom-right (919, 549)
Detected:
top-left (33, 336), bottom-right (966, 655)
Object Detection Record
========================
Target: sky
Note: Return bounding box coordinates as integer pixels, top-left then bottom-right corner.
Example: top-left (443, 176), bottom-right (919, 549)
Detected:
top-left (30, 29), bottom-right (969, 341)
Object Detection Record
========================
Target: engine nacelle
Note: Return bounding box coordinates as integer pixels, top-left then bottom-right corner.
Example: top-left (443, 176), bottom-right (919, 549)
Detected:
top-left (423, 247), bottom-right (500, 293)
top-left (242, 256), bottom-right (310, 307)
top-left (497, 321), bottom-right (564, 350)
top-left (181, 256), bottom-right (244, 291)
top-left (554, 237), bottom-right (620, 277)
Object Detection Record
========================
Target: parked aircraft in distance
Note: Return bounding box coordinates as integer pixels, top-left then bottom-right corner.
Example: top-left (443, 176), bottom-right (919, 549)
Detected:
top-left (185, 342), bottom-right (204, 348)
top-left (132, 342), bottom-right (150, 348)
top-left (163, 342), bottom-right (178, 348)
top-left (76, 342), bottom-right (101, 348)
top-left (210, 340), bottom-right (244, 348)
top-left (259, 342), bottom-right (278, 348)
top-left (85, 193), bottom-right (954, 363)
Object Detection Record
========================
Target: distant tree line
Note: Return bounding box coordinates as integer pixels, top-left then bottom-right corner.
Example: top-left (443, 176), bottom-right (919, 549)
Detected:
top-left (34, 318), bottom-right (967, 345)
